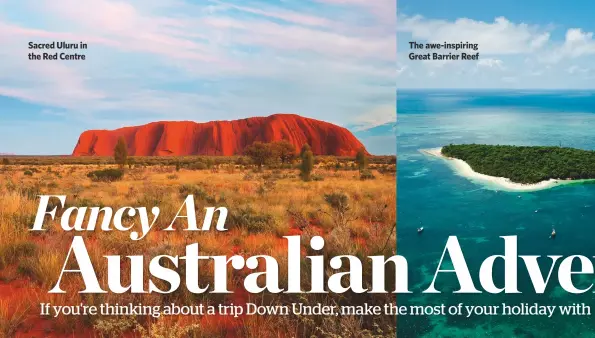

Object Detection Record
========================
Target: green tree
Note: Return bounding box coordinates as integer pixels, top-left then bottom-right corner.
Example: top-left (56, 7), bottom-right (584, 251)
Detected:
top-left (355, 147), bottom-right (368, 171)
top-left (273, 140), bottom-right (296, 164)
top-left (114, 137), bottom-right (128, 169)
top-left (299, 144), bottom-right (314, 181)
top-left (244, 141), bottom-right (274, 169)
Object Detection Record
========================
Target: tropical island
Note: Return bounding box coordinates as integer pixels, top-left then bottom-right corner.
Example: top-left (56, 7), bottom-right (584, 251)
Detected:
top-left (422, 144), bottom-right (595, 191)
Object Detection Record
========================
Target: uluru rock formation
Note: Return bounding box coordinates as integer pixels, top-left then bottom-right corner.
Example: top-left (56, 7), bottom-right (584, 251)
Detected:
top-left (72, 114), bottom-right (368, 157)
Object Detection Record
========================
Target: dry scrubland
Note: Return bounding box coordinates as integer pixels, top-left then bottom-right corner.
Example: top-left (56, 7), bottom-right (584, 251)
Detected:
top-left (0, 157), bottom-right (396, 338)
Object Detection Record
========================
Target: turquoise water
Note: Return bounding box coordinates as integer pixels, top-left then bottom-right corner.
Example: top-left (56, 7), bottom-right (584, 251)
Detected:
top-left (397, 90), bottom-right (595, 337)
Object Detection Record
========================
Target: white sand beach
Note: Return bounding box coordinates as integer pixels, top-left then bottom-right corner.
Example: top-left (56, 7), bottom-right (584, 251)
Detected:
top-left (421, 147), bottom-right (567, 192)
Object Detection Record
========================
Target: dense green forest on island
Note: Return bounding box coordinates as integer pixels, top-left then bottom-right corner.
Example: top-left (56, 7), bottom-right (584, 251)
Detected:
top-left (441, 144), bottom-right (595, 184)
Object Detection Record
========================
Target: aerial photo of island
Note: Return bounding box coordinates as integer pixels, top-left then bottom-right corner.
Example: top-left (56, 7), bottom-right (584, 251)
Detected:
top-left (397, 0), bottom-right (595, 335)
top-left (398, 90), bottom-right (595, 337)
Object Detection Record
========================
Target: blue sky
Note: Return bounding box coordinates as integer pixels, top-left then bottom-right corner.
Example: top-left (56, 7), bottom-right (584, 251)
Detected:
top-left (0, 0), bottom-right (395, 155)
top-left (398, 0), bottom-right (595, 89)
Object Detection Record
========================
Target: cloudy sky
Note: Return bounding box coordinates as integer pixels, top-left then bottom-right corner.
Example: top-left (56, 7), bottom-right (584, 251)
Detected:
top-left (398, 0), bottom-right (595, 88)
top-left (0, 0), bottom-right (395, 155)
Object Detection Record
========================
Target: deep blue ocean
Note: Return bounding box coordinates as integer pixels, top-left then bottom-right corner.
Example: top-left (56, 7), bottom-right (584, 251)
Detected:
top-left (397, 90), bottom-right (595, 337)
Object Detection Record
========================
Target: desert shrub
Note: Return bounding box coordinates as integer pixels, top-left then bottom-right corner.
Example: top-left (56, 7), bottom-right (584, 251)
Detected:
top-left (136, 186), bottom-right (167, 208)
top-left (299, 144), bottom-right (314, 181)
top-left (243, 173), bottom-right (254, 180)
top-left (0, 242), bottom-right (38, 269)
top-left (287, 208), bottom-right (309, 230)
top-left (94, 317), bottom-right (138, 338)
top-left (355, 147), bottom-right (368, 171)
top-left (1, 158), bottom-right (9, 165)
top-left (114, 137), bottom-right (128, 169)
top-left (16, 251), bottom-right (62, 287)
top-left (377, 165), bottom-right (396, 174)
top-left (324, 192), bottom-right (349, 212)
top-left (126, 186), bottom-right (138, 199)
top-left (327, 226), bottom-right (356, 256)
top-left (70, 184), bottom-right (85, 198)
top-left (311, 174), bottom-right (324, 181)
top-left (75, 198), bottom-right (105, 208)
top-left (23, 170), bottom-right (33, 176)
top-left (187, 162), bottom-right (208, 170)
top-left (178, 184), bottom-right (218, 204)
top-left (0, 300), bottom-right (29, 338)
top-left (100, 231), bottom-right (150, 256)
top-left (87, 169), bottom-right (124, 182)
top-left (20, 186), bottom-right (40, 200)
top-left (257, 177), bottom-right (277, 196)
top-left (235, 156), bottom-right (247, 165)
top-left (228, 207), bottom-right (274, 233)
top-left (321, 192), bottom-right (355, 228)
top-left (135, 321), bottom-right (201, 338)
top-left (359, 169), bottom-right (376, 180)
top-left (224, 164), bottom-right (236, 174)
top-left (264, 177), bottom-right (276, 189)
top-left (178, 184), bottom-right (209, 200)
top-left (16, 258), bottom-right (39, 281)
top-left (313, 315), bottom-right (395, 338)
top-left (167, 174), bottom-right (178, 180)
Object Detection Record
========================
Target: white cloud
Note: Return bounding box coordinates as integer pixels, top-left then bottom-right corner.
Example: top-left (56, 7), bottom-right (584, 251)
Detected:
top-left (398, 15), bottom-right (550, 55)
top-left (396, 65), bottom-right (407, 76)
top-left (477, 58), bottom-right (504, 69)
top-left (540, 29), bottom-right (595, 63)
top-left (351, 104), bottom-right (396, 130)
top-left (209, 1), bottom-right (333, 27)
top-left (201, 16), bottom-right (393, 61)
top-left (567, 65), bottom-right (589, 74)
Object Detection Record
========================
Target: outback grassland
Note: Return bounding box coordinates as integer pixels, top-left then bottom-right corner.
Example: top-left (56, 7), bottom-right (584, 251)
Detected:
top-left (0, 154), bottom-right (396, 338)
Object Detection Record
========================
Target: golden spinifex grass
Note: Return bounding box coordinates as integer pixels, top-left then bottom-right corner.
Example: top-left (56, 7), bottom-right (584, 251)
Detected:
top-left (0, 160), bottom-right (395, 337)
